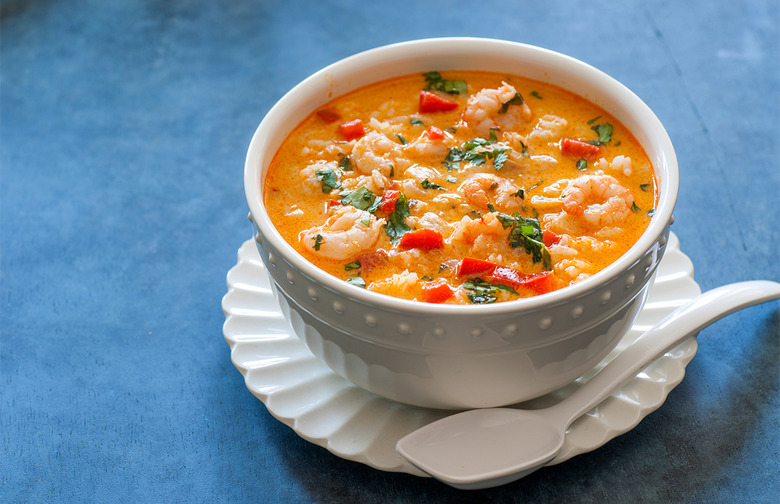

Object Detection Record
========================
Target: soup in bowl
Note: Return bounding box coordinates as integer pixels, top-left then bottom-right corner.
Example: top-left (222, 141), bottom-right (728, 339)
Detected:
top-left (245, 38), bottom-right (678, 409)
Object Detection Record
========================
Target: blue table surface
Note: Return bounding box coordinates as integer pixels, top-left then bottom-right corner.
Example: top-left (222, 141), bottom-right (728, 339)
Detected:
top-left (2, 0), bottom-right (778, 502)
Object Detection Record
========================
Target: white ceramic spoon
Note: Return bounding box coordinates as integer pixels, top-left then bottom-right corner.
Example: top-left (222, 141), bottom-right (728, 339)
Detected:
top-left (396, 280), bottom-right (780, 490)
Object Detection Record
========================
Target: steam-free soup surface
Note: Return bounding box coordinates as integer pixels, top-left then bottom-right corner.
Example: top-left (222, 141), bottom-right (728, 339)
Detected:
top-left (264, 71), bottom-right (656, 304)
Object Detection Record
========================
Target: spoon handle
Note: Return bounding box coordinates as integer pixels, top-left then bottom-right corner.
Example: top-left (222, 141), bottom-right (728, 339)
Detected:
top-left (547, 280), bottom-right (780, 427)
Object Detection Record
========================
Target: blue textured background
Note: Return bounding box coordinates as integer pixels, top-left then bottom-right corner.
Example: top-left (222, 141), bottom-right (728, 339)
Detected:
top-left (2, 1), bottom-right (778, 502)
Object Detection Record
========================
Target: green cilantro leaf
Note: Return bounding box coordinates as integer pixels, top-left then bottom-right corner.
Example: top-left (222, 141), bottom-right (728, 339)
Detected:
top-left (576, 159), bottom-right (588, 171)
top-left (588, 123), bottom-right (613, 145)
top-left (495, 212), bottom-right (552, 269)
top-left (384, 192), bottom-right (411, 241)
top-left (313, 234), bottom-right (323, 251)
top-left (462, 277), bottom-right (518, 304)
top-left (498, 92), bottom-right (525, 113)
top-left (315, 167), bottom-right (341, 193)
top-left (341, 187), bottom-right (380, 212)
top-left (423, 71), bottom-right (468, 94)
top-left (344, 261), bottom-right (361, 271)
top-left (338, 155), bottom-right (353, 172)
top-left (421, 179), bottom-right (445, 190)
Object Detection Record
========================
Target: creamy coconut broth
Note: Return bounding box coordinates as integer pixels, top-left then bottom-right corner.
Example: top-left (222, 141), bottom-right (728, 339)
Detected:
top-left (263, 71), bottom-right (657, 304)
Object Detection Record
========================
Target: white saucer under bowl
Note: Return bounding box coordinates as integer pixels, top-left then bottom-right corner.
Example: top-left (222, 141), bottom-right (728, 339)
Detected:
top-left (222, 232), bottom-right (700, 477)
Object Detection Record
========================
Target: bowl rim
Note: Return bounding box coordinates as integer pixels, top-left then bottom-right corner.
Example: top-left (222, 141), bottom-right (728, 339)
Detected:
top-left (245, 37), bottom-right (678, 316)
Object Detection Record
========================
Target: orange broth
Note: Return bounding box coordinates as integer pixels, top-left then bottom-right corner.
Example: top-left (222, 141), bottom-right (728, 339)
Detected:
top-left (263, 71), bottom-right (656, 304)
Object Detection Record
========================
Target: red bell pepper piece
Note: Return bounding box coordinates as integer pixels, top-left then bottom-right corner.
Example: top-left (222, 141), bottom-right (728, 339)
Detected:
top-left (378, 189), bottom-right (400, 214)
top-left (543, 229), bottom-right (561, 246)
top-left (517, 271), bottom-right (555, 295)
top-left (426, 125), bottom-right (444, 140)
top-left (489, 266), bottom-right (526, 289)
top-left (419, 91), bottom-right (458, 113)
top-left (316, 108), bottom-right (341, 123)
top-left (398, 229), bottom-right (444, 250)
top-left (338, 119), bottom-right (365, 141)
top-left (489, 267), bottom-right (556, 295)
top-left (456, 257), bottom-right (497, 276)
top-left (560, 138), bottom-right (601, 160)
top-left (421, 280), bottom-right (455, 303)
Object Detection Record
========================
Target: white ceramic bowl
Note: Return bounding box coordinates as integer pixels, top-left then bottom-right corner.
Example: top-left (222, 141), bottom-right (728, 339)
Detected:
top-left (245, 38), bottom-right (678, 410)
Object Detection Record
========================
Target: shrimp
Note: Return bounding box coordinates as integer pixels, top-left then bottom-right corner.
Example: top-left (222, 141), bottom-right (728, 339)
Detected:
top-left (458, 173), bottom-right (524, 212)
top-left (450, 212), bottom-right (517, 265)
top-left (561, 173), bottom-right (632, 227)
top-left (340, 170), bottom-right (389, 194)
top-left (397, 164), bottom-right (443, 199)
top-left (299, 206), bottom-right (385, 261)
top-left (351, 131), bottom-right (407, 176)
top-left (450, 212), bottom-right (507, 244)
top-left (404, 129), bottom-right (454, 161)
top-left (526, 114), bottom-right (568, 142)
top-left (462, 82), bottom-right (533, 136)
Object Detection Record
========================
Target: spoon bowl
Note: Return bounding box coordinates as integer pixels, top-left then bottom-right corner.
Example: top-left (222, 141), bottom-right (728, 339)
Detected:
top-left (396, 280), bottom-right (780, 489)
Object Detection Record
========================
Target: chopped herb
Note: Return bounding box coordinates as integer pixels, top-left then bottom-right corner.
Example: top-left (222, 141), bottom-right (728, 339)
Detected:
top-left (442, 148), bottom-right (461, 171)
top-left (530, 90), bottom-right (543, 99)
top-left (346, 276), bottom-right (366, 288)
top-left (495, 212), bottom-right (552, 269)
top-left (315, 167), bottom-right (341, 192)
top-left (488, 128), bottom-right (499, 143)
top-left (345, 261), bottom-right (361, 271)
top-left (445, 127), bottom-right (457, 134)
top-left (588, 123), bottom-right (613, 145)
top-left (499, 92), bottom-right (525, 113)
top-left (396, 133), bottom-right (408, 145)
top-left (528, 179), bottom-right (544, 191)
top-left (313, 234), bottom-right (323, 251)
top-left (631, 201), bottom-right (642, 212)
top-left (409, 119), bottom-right (424, 126)
top-left (341, 186), bottom-right (380, 212)
top-left (512, 189), bottom-right (525, 199)
top-left (389, 164), bottom-right (394, 178)
top-left (420, 275), bottom-right (434, 281)
top-left (640, 183), bottom-right (651, 191)
top-left (447, 175), bottom-right (458, 183)
top-left (519, 141), bottom-right (528, 157)
top-left (422, 71), bottom-right (468, 94)
top-left (493, 149), bottom-right (510, 170)
top-left (384, 192), bottom-right (411, 241)
top-left (587, 116), bottom-right (602, 125)
top-left (338, 155), bottom-right (353, 172)
top-left (647, 208), bottom-right (655, 216)
top-left (487, 203), bottom-right (497, 213)
top-left (576, 159), bottom-right (588, 171)
top-left (462, 277), bottom-right (518, 304)
top-left (421, 179), bottom-right (444, 190)
top-left (437, 263), bottom-right (450, 273)
top-left (446, 137), bottom-right (511, 170)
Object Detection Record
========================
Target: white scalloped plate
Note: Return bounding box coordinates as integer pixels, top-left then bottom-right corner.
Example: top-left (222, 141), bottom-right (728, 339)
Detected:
top-left (222, 232), bottom-right (700, 477)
